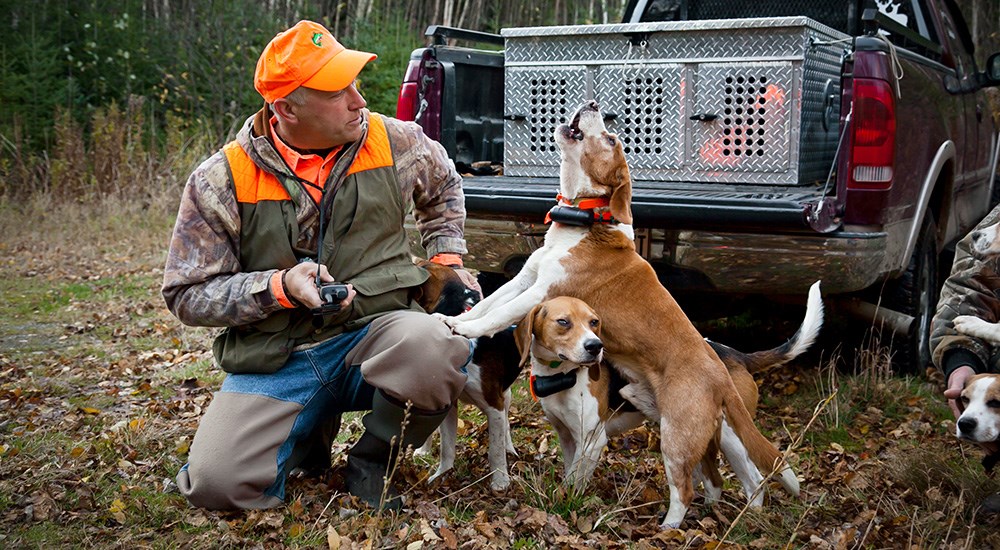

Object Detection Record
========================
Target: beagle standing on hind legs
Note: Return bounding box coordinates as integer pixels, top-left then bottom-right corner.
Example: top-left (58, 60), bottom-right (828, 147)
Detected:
top-left (441, 100), bottom-right (800, 528)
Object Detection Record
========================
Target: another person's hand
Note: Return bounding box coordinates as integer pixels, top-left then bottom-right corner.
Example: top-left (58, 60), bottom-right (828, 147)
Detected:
top-left (945, 365), bottom-right (976, 419)
top-left (283, 262), bottom-right (356, 310)
top-left (454, 268), bottom-right (483, 300)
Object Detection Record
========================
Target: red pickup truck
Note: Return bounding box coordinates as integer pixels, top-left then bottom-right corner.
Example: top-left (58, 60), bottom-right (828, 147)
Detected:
top-left (397, 0), bottom-right (1000, 372)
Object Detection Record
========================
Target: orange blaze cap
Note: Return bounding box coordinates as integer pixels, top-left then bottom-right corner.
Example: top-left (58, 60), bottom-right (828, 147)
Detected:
top-left (254, 20), bottom-right (376, 103)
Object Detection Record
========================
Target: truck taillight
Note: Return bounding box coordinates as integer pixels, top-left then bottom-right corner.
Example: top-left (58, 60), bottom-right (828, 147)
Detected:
top-left (848, 78), bottom-right (896, 189)
top-left (396, 82), bottom-right (418, 121)
top-left (396, 60), bottom-right (421, 121)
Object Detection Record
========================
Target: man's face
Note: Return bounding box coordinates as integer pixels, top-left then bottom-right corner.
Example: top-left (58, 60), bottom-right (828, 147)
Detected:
top-left (281, 83), bottom-right (367, 149)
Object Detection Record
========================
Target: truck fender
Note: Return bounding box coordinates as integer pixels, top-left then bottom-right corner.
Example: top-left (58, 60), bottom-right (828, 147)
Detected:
top-left (894, 140), bottom-right (955, 276)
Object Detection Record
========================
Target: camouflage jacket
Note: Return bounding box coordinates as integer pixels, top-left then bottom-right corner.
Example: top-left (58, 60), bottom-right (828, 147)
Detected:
top-left (930, 203), bottom-right (1000, 380)
top-left (162, 108), bottom-right (467, 328)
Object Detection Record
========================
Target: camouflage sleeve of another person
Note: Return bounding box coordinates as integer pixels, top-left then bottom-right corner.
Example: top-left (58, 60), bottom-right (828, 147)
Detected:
top-left (384, 117), bottom-right (468, 258)
top-left (161, 152), bottom-right (284, 327)
top-left (930, 204), bottom-right (1000, 379)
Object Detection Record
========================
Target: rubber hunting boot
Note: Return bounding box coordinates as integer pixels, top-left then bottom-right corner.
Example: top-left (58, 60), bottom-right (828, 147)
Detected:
top-left (344, 390), bottom-right (448, 510)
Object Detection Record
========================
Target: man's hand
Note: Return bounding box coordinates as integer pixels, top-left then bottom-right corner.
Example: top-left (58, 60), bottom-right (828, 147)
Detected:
top-left (283, 262), bottom-right (356, 310)
top-left (454, 268), bottom-right (483, 301)
top-left (945, 365), bottom-right (976, 419)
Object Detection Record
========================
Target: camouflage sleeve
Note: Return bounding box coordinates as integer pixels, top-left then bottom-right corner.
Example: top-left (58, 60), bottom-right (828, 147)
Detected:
top-left (161, 152), bottom-right (284, 327)
top-left (384, 117), bottom-right (468, 258)
top-left (930, 203), bottom-right (1000, 378)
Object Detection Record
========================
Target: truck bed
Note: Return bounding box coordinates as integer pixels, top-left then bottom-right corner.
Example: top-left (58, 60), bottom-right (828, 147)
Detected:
top-left (462, 175), bottom-right (828, 230)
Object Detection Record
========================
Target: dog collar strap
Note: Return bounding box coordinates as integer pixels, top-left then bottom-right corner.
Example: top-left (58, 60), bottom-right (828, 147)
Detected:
top-left (530, 371), bottom-right (578, 400)
top-left (556, 194), bottom-right (610, 210)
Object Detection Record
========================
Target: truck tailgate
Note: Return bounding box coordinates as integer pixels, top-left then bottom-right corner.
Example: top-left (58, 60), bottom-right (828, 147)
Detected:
top-left (462, 175), bottom-right (830, 230)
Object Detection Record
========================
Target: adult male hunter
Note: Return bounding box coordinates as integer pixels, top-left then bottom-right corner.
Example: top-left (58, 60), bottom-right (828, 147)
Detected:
top-left (162, 20), bottom-right (477, 511)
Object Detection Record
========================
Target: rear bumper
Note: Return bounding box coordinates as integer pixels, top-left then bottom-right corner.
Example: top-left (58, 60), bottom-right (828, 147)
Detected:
top-left (461, 218), bottom-right (887, 296)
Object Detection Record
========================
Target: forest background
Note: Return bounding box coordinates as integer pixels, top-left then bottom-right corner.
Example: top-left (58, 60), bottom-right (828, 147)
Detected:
top-left (2, 0), bottom-right (998, 204)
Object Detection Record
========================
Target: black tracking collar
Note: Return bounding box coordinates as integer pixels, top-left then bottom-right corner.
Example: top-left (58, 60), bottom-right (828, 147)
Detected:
top-left (546, 205), bottom-right (619, 226)
top-left (531, 371), bottom-right (579, 398)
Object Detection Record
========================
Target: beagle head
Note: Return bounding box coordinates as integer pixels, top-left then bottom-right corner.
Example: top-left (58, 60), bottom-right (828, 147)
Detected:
top-left (957, 373), bottom-right (1000, 443)
top-left (970, 222), bottom-right (1000, 259)
top-left (412, 259), bottom-right (478, 316)
top-left (554, 101), bottom-right (633, 225)
top-left (514, 296), bottom-right (604, 368)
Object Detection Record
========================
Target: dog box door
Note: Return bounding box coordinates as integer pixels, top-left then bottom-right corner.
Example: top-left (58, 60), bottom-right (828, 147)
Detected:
top-left (687, 62), bottom-right (795, 183)
top-left (504, 66), bottom-right (589, 178)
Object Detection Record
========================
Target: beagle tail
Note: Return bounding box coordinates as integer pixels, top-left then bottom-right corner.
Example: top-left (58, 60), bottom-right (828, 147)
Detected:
top-left (709, 280), bottom-right (823, 375)
top-left (721, 386), bottom-right (801, 497)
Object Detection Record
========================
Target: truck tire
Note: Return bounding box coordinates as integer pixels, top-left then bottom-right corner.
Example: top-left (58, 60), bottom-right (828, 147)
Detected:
top-left (883, 218), bottom-right (939, 374)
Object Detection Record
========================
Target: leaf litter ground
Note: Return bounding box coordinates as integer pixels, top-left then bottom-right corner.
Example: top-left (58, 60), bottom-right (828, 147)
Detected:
top-left (3, 218), bottom-right (1000, 548)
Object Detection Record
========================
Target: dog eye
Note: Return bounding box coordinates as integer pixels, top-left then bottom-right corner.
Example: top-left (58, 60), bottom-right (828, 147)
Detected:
top-left (606, 136), bottom-right (616, 146)
top-left (556, 318), bottom-right (570, 327)
top-left (989, 399), bottom-right (1000, 408)
top-left (590, 319), bottom-right (600, 328)
top-left (960, 395), bottom-right (970, 405)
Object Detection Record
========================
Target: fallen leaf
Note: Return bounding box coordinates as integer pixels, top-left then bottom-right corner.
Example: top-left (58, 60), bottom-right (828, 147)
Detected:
top-left (577, 514), bottom-right (594, 533)
top-left (439, 526), bottom-right (458, 549)
top-left (109, 498), bottom-right (126, 523)
top-left (420, 519), bottom-right (441, 542)
top-left (327, 525), bottom-right (341, 549)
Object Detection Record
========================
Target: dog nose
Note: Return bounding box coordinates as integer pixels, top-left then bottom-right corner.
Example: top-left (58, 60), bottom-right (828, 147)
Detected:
top-left (584, 339), bottom-right (603, 355)
top-left (971, 231), bottom-right (983, 242)
top-left (958, 417), bottom-right (978, 434)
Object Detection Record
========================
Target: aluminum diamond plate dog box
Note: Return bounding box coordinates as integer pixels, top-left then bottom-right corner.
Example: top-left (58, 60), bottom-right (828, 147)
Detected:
top-left (502, 17), bottom-right (849, 185)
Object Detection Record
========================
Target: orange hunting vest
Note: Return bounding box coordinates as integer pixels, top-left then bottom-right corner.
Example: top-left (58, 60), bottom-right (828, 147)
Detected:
top-left (213, 113), bottom-right (428, 374)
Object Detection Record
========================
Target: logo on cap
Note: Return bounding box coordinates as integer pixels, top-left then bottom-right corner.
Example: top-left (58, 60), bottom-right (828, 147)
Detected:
top-left (311, 33), bottom-right (323, 47)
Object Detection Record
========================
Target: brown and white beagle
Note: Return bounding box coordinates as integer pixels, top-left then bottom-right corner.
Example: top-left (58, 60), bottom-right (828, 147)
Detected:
top-left (441, 101), bottom-right (804, 528)
top-left (412, 260), bottom-right (522, 491)
top-left (517, 285), bottom-right (821, 508)
top-left (957, 374), bottom-right (1000, 449)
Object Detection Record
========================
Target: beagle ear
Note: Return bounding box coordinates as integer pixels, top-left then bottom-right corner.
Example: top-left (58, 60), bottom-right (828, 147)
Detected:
top-left (608, 148), bottom-right (633, 225)
top-left (588, 362), bottom-right (601, 382)
top-left (514, 304), bottom-right (542, 368)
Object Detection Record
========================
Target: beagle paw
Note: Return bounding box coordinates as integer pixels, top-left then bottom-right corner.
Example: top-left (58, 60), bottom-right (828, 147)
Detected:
top-left (489, 474), bottom-right (511, 493)
top-left (954, 315), bottom-right (1000, 345)
top-left (432, 312), bottom-right (459, 328)
top-left (450, 319), bottom-right (489, 339)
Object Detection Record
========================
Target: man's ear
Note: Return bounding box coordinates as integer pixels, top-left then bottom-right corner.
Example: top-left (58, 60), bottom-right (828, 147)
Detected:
top-left (271, 98), bottom-right (297, 122)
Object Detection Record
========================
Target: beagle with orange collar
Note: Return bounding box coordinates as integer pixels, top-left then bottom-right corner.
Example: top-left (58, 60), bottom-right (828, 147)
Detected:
top-left (440, 100), bottom-right (802, 528)
top-left (518, 285), bottom-right (821, 507)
